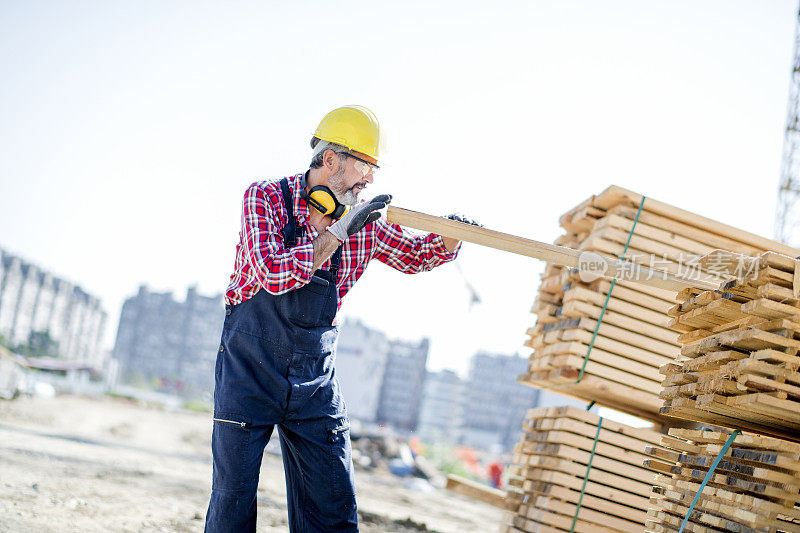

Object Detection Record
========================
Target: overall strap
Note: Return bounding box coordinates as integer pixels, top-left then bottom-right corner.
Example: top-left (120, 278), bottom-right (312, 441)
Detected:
top-left (279, 177), bottom-right (297, 246)
top-left (282, 175), bottom-right (341, 276)
top-left (329, 246), bottom-right (342, 277)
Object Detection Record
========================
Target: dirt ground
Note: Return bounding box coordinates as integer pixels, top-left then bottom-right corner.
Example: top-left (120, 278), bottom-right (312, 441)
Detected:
top-left (0, 395), bottom-right (502, 532)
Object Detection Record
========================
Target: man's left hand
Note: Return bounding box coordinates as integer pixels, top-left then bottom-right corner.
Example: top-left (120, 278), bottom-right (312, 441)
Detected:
top-left (441, 213), bottom-right (482, 253)
top-left (445, 213), bottom-right (482, 227)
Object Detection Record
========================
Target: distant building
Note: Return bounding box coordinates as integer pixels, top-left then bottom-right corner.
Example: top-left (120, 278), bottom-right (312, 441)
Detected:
top-left (417, 369), bottom-right (463, 444)
top-left (376, 337), bottom-right (429, 433)
top-left (0, 248), bottom-right (107, 368)
top-left (460, 352), bottom-right (540, 451)
top-left (113, 285), bottom-right (223, 396)
top-left (335, 319), bottom-right (390, 423)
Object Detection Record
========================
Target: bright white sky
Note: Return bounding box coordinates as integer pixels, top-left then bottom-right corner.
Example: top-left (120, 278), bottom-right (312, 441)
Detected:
top-left (1, 0), bottom-right (796, 379)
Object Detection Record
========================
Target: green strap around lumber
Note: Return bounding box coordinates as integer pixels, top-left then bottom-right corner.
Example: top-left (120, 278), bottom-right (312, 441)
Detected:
top-left (551, 197), bottom-right (647, 388)
top-left (678, 429), bottom-right (741, 533)
top-left (569, 415), bottom-right (603, 533)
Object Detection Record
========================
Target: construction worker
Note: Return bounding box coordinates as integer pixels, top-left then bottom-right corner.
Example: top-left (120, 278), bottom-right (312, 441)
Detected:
top-left (205, 105), bottom-right (478, 532)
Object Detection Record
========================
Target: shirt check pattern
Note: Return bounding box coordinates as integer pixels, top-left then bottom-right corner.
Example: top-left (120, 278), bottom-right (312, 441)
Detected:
top-left (225, 173), bottom-right (460, 308)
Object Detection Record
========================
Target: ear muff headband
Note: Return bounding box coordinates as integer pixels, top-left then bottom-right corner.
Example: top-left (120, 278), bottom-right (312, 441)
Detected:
top-left (302, 186), bottom-right (349, 220)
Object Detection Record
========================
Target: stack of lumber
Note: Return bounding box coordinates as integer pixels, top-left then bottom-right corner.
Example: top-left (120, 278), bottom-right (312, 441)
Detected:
top-left (520, 185), bottom-right (800, 421)
top-left (645, 428), bottom-right (800, 532)
top-left (501, 406), bottom-right (674, 533)
top-left (660, 250), bottom-right (800, 443)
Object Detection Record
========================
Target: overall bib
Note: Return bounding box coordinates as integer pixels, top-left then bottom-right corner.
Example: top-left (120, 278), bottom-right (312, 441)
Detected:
top-left (205, 178), bottom-right (357, 532)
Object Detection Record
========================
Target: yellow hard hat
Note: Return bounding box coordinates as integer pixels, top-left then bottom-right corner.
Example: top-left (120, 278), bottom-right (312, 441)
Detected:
top-left (312, 105), bottom-right (383, 163)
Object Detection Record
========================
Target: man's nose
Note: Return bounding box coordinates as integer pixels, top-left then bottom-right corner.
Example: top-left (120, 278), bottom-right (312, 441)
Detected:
top-left (364, 173), bottom-right (374, 184)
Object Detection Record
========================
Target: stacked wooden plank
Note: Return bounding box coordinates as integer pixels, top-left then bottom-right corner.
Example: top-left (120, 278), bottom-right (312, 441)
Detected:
top-left (501, 406), bottom-right (674, 533)
top-left (660, 250), bottom-right (800, 443)
top-left (645, 428), bottom-right (800, 532)
top-left (520, 185), bottom-right (800, 421)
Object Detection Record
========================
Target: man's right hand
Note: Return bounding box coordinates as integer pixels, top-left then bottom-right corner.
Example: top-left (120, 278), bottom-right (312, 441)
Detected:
top-left (327, 194), bottom-right (392, 243)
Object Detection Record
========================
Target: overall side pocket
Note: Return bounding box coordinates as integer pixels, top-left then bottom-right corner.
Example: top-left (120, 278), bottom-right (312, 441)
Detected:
top-left (326, 418), bottom-right (355, 498)
top-left (210, 411), bottom-right (253, 492)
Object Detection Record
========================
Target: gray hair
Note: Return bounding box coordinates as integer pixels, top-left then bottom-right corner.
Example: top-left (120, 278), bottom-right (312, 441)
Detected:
top-left (310, 137), bottom-right (348, 169)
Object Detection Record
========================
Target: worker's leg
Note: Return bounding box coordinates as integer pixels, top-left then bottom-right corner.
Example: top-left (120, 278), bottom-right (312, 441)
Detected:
top-left (204, 417), bottom-right (274, 533)
top-left (278, 417), bottom-right (357, 532)
top-left (206, 295), bottom-right (292, 531)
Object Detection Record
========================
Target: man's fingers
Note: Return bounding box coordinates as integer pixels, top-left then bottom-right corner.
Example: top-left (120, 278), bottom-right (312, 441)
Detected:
top-left (346, 204), bottom-right (385, 236)
top-left (368, 194), bottom-right (392, 205)
top-left (357, 201), bottom-right (386, 215)
top-left (445, 213), bottom-right (482, 227)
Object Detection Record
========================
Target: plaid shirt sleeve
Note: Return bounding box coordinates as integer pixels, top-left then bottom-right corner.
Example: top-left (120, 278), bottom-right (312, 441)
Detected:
top-left (241, 182), bottom-right (315, 294)
top-left (371, 218), bottom-right (461, 273)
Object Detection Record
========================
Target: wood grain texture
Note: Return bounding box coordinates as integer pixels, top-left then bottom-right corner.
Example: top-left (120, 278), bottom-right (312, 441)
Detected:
top-left (386, 206), bottom-right (718, 292)
top-left (502, 406), bottom-right (670, 533)
top-left (444, 474), bottom-right (506, 509)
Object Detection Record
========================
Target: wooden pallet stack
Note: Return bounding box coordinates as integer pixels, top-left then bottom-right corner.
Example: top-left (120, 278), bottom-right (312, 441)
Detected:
top-left (520, 185), bottom-right (800, 421)
top-left (651, 251), bottom-right (800, 531)
top-left (644, 428), bottom-right (800, 532)
top-left (660, 250), bottom-right (800, 442)
top-left (501, 406), bottom-right (674, 533)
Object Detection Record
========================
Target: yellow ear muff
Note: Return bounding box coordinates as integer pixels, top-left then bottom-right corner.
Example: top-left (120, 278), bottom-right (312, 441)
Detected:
top-left (303, 186), bottom-right (349, 220)
top-left (309, 188), bottom-right (337, 215)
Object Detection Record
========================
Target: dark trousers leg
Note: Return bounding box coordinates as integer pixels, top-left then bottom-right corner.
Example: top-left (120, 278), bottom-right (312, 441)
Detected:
top-left (278, 421), bottom-right (358, 532)
top-left (205, 419), bottom-right (274, 533)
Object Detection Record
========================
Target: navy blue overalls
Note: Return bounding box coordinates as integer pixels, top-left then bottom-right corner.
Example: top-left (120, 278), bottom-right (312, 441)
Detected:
top-left (205, 178), bottom-right (357, 532)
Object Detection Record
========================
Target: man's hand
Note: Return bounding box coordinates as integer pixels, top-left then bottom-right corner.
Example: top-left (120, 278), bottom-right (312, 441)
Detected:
top-left (445, 213), bottom-right (483, 227)
top-left (441, 213), bottom-right (482, 252)
top-left (327, 194), bottom-right (392, 243)
top-left (311, 231), bottom-right (342, 272)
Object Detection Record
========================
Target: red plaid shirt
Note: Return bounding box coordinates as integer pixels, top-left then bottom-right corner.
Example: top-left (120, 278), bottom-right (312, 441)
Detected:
top-left (225, 173), bottom-right (460, 308)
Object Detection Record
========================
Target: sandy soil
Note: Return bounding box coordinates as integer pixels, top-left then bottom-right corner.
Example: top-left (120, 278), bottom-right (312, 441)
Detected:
top-left (0, 395), bottom-right (502, 532)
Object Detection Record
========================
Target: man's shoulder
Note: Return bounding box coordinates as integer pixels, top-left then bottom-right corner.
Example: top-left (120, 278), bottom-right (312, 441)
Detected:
top-left (244, 174), bottom-right (302, 200)
top-left (250, 173), bottom-right (303, 190)
top-left (245, 178), bottom-right (279, 195)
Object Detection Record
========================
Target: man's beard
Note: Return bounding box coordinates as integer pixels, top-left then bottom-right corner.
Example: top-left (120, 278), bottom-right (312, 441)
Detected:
top-left (327, 168), bottom-right (362, 206)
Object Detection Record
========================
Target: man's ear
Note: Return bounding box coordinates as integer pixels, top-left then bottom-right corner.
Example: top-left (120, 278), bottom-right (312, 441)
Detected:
top-left (324, 149), bottom-right (340, 171)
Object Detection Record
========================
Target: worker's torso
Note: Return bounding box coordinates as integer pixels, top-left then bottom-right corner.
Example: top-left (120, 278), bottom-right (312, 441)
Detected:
top-left (215, 177), bottom-right (344, 424)
top-left (225, 173), bottom-right (380, 308)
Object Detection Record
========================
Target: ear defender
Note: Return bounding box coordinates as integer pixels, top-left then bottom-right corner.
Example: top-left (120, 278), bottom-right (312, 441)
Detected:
top-left (302, 186), bottom-right (349, 220)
